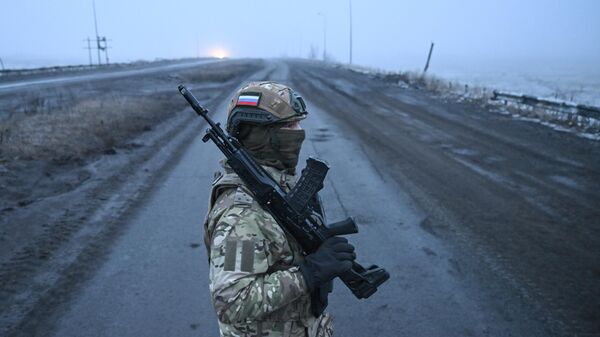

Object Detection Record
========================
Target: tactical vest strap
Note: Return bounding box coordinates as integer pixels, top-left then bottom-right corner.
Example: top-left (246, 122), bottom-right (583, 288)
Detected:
top-left (209, 172), bottom-right (246, 208)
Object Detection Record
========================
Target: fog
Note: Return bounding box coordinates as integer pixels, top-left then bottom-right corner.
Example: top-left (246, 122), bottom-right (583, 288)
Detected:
top-left (0, 1), bottom-right (597, 69)
top-left (2, 0), bottom-right (600, 105)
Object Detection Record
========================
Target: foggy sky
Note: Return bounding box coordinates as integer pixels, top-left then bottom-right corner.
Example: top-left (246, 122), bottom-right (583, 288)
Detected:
top-left (1, 0), bottom-right (599, 72)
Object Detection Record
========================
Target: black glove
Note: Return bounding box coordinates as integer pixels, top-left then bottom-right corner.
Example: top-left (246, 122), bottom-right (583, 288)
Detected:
top-left (299, 236), bottom-right (355, 288)
top-left (311, 280), bottom-right (333, 317)
top-left (299, 237), bottom-right (355, 316)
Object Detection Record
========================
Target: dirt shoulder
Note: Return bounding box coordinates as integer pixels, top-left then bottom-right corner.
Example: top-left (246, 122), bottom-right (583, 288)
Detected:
top-left (0, 59), bottom-right (263, 335)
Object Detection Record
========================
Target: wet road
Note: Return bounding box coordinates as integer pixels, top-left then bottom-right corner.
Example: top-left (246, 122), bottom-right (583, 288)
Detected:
top-left (290, 61), bottom-right (600, 336)
top-left (0, 59), bottom-right (220, 92)
top-left (20, 59), bottom-right (598, 336)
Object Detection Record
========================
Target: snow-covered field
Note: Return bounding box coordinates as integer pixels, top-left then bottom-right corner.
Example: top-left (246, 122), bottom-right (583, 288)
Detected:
top-left (427, 58), bottom-right (600, 107)
top-left (431, 64), bottom-right (600, 139)
top-left (433, 69), bottom-right (599, 107)
top-left (340, 58), bottom-right (600, 141)
top-left (363, 56), bottom-right (600, 107)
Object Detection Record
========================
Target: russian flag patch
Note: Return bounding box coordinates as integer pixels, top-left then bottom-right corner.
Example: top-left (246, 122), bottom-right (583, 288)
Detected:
top-left (237, 93), bottom-right (260, 106)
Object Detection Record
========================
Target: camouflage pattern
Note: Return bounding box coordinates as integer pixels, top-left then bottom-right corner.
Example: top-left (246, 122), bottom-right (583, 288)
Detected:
top-left (226, 81), bottom-right (308, 134)
top-left (204, 161), bottom-right (333, 337)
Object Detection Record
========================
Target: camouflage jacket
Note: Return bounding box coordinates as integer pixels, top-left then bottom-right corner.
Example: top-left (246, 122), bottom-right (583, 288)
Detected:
top-left (204, 161), bottom-right (333, 337)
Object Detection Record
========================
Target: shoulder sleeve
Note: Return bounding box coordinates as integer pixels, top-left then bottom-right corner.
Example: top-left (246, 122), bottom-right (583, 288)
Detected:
top-left (208, 190), bottom-right (310, 324)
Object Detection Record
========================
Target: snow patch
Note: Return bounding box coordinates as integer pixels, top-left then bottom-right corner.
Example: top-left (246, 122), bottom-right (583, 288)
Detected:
top-left (332, 61), bottom-right (600, 142)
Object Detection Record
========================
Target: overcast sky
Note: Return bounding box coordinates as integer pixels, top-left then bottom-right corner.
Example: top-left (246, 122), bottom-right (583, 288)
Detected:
top-left (1, 0), bottom-right (599, 72)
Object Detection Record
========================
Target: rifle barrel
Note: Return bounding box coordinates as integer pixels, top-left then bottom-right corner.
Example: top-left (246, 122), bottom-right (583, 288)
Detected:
top-left (178, 85), bottom-right (213, 121)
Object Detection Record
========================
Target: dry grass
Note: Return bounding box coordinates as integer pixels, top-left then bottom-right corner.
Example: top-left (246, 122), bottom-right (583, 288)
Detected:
top-left (375, 69), bottom-right (493, 105)
top-left (0, 60), bottom-right (260, 161)
top-left (345, 64), bottom-right (599, 134)
top-left (0, 92), bottom-right (185, 161)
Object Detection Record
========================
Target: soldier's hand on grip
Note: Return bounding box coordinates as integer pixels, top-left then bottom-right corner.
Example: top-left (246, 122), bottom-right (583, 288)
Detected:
top-left (298, 236), bottom-right (356, 292)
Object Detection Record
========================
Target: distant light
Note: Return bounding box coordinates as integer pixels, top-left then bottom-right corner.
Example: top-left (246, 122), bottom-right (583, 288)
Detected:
top-left (211, 48), bottom-right (228, 59)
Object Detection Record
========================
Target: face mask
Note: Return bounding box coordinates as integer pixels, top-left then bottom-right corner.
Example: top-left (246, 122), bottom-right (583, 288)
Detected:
top-left (239, 125), bottom-right (305, 173)
top-left (270, 128), bottom-right (306, 172)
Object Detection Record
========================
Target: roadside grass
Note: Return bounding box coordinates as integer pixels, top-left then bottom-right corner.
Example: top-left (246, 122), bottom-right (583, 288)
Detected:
top-left (379, 70), bottom-right (492, 103)
top-left (0, 60), bottom-right (260, 162)
top-left (0, 92), bottom-right (185, 161)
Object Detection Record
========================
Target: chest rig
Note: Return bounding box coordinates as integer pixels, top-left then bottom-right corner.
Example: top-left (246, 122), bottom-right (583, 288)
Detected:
top-left (204, 165), bottom-right (327, 271)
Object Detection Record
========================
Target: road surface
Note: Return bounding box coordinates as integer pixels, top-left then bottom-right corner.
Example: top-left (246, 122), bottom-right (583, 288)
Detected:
top-left (4, 59), bottom-right (599, 337)
top-left (0, 59), bottom-right (220, 92)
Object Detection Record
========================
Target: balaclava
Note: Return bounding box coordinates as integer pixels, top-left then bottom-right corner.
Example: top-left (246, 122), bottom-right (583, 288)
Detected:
top-left (239, 124), bottom-right (305, 174)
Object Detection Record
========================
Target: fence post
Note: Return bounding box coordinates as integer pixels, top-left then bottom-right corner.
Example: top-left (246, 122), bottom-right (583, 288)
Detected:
top-left (423, 42), bottom-right (434, 73)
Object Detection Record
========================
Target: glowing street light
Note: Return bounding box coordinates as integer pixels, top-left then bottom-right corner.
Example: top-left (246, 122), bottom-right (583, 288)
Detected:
top-left (211, 48), bottom-right (228, 59)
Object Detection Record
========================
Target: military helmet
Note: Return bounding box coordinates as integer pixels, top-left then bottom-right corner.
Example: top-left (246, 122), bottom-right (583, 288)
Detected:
top-left (226, 81), bottom-right (308, 136)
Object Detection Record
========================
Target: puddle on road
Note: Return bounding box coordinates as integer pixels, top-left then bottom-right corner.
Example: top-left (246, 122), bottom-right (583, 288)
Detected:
top-left (548, 174), bottom-right (583, 191)
top-left (309, 127), bottom-right (333, 142)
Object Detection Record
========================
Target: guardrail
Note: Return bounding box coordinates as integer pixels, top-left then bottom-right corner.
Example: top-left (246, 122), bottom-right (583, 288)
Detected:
top-left (491, 90), bottom-right (600, 119)
top-left (0, 58), bottom-right (206, 79)
top-left (0, 64), bottom-right (108, 78)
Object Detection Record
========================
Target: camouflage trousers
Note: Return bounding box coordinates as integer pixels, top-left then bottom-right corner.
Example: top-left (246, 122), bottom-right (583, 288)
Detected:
top-left (218, 313), bottom-right (333, 337)
top-left (309, 312), bottom-right (333, 337)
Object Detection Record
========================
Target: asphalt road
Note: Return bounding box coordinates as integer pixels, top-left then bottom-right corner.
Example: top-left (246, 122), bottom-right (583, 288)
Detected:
top-left (0, 59), bottom-right (220, 92)
top-left (289, 61), bottom-right (600, 336)
top-left (10, 59), bottom-right (598, 336)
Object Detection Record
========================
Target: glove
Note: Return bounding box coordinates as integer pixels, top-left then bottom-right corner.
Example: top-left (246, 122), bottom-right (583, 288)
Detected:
top-left (311, 280), bottom-right (333, 317)
top-left (299, 237), bottom-right (354, 316)
top-left (299, 236), bottom-right (355, 292)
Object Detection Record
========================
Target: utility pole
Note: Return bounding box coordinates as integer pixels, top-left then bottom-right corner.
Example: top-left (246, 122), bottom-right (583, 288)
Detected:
top-left (101, 37), bottom-right (109, 65)
top-left (423, 42), bottom-right (435, 73)
top-left (85, 37), bottom-right (93, 66)
top-left (318, 13), bottom-right (327, 62)
top-left (91, 0), bottom-right (110, 66)
top-left (349, 0), bottom-right (353, 64)
top-left (92, 0), bottom-right (102, 65)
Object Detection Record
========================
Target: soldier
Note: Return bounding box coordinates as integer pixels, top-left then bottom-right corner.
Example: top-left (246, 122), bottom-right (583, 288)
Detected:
top-left (204, 81), bottom-right (356, 337)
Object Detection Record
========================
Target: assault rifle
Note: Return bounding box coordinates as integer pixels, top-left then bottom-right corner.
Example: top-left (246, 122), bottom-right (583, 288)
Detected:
top-left (178, 85), bottom-right (389, 299)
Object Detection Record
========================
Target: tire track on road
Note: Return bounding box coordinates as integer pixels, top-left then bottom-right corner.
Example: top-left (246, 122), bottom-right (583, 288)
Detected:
top-left (290, 62), bottom-right (600, 336)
